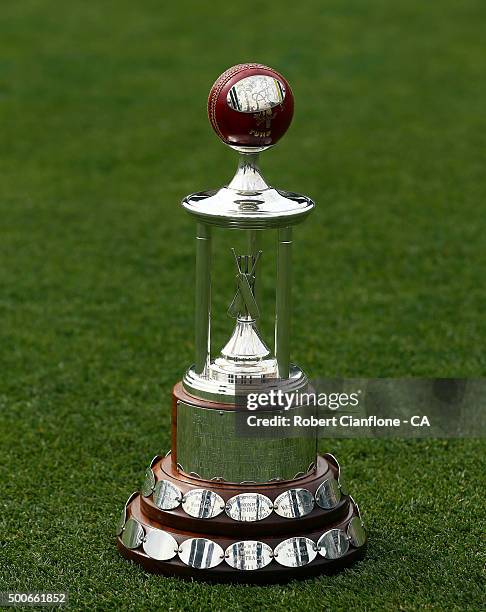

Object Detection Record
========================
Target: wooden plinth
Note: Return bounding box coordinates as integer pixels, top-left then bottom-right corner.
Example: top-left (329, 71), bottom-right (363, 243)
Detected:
top-left (117, 453), bottom-right (366, 583)
top-left (117, 383), bottom-right (366, 582)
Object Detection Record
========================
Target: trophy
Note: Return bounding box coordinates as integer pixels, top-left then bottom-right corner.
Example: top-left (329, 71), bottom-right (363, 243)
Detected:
top-left (116, 63), bottom-right (366, 582)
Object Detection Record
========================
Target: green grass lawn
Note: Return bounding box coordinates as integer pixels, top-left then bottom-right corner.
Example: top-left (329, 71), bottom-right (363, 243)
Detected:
top-left (1, 0), bottom-right (485, 609)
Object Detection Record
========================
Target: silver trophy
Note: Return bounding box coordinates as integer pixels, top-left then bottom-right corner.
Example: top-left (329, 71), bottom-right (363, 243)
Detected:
top-left (116, 63), bottom-right (366, 581)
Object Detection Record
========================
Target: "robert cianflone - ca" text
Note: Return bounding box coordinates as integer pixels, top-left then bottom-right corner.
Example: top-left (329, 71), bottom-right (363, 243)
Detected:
top-left (246, 415), bottom-right (431, 428)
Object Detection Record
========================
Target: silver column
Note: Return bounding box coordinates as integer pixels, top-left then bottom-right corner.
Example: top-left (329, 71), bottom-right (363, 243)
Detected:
top-left (195, 223), bottom-right (211, 375)
top-left (275, 227), bottom-right (292, 378)
top-left (247, 229), bottom-right (261, 304)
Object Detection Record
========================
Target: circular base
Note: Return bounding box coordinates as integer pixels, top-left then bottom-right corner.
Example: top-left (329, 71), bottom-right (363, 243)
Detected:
top-left (182, 363), bottom-right (308, 405)
top-left (116, 454), bottom-right (367, 583)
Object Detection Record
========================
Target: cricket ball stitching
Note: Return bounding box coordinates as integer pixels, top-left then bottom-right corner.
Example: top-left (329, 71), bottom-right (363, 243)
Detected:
top-left (208, 63), bottom-right (275, 143)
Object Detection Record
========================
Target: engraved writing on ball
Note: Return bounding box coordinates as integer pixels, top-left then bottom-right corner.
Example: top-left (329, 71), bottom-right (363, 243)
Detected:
top-left (226, 75), bottom-right (286, 113)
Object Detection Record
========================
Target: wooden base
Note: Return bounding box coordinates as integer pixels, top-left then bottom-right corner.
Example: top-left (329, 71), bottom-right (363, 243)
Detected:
top-left (117, 453), bottom-right (366, 583)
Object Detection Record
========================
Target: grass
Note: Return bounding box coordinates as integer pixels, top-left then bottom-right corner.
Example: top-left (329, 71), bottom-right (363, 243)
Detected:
top-left (1, 0), bottom-right (485, 609)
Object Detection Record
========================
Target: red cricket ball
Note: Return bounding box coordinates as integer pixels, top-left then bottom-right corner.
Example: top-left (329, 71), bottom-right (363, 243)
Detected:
top-left (208, 63), bottom-right (294, 148)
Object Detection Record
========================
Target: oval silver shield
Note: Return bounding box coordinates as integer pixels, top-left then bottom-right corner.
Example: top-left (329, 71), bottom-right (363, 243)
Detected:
top-left (182, 489), bottom-right (224, 519)
top-left (317, 528), bottom-right (349, 559)
top-left (225, 540), bottom-right (273, 571)
top-left (121, 517), bottom-right (144, 549)
top-left (274, 489), bottom-right (314, 519)
top-left (274, 537), bottom-right (317, 567)
top-left (153, 480), bottom-right (182, 511)
top-left (178, 538), bottom-right (224, 569)
top-left (142, 528), bottom-right (178, 561)
top-left (225, 493), bottom-right (273, 522)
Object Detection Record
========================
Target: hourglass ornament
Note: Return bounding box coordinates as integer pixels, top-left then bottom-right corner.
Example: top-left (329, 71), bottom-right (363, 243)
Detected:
top-left (116, 63), bottom-right (367, 582)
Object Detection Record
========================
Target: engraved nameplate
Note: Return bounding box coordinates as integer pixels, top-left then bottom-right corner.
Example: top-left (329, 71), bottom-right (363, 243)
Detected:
top-left (315, 478), bottom-right (341, 510)
top-left (225, 493), bottom-right (273, 522)
top-left (182, 489), bottom-right (224, 519)
top-left (274, 489), bottom-right (314, 518)
top-left (274, 537), bottom-right (317, 567)
top-left (317, 529), bottom-right (349, 559)
top-left (225, 541), bottom-right (273, 571)
top-left (153, 480), bottom-right (182, 511)
top-left (178, 538), bottom-right (224, 569)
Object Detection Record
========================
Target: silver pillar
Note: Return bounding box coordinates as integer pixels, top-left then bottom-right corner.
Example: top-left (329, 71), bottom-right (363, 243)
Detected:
top-left (247, 229), bottom-right (261, 305)
top-left (275, 227), bottom-right (292, 378)
top-left (195, 223), bottom-right (211, 375)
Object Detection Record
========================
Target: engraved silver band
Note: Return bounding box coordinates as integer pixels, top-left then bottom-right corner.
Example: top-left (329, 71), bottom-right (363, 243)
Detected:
top-left (139, 463), bottom-right (349, 522)
top-left (117, 501), bottom-right (366, 571)
top-left (175, 398), bottom-right (316, 483)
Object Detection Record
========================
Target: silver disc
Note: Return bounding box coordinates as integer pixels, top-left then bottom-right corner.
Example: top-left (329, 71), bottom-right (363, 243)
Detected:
top-left (141, 467), bottom-right (156, 497)
top-left (317, 528), bottom-right (349, 559)
top-left (324, 452), bottom-right (340, 471)
top-left (182, 489), bottom-right (224, 519)
top-left (274, 488), bottom-right (314, 519)
top-left (315, 478), bottom-right (341, 510)
top-left (142, 528), bottom-right (178, 561)
top-left (338, 474), bottom-right (349, 496)
top-left (225, 493), bottom-right (273, 522)
top-left (153, 480), bottom-right (181, 510)
top-left (121, 517), bottom-right (144, 549)
top-left (150, 454), bottom-right (161, 468)
top-left (274, 537), bottom-right (317, 567)
top-left (116, 491), bottom-right (137, 536)
top-left (349, 495), bottom-right (363, 522)
top-left (178, 538), bottom-right (224, 569)
top-left (347, 516), bottom-right (366, 547)
top-left (225, 541), bottom-right (273, 571)
top-left (115, 508), bottom-right (126, 536)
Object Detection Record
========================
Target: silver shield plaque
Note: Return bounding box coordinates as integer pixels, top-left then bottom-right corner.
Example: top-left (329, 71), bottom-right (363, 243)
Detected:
top-left (225, 541), bottom-right (273, 571)
top-left (226, 75), bottom-right (286, 113)
top-left (141, 467), bottom-right (156, 497)
top-left (338, 473), bottom-right (348, 496)
top-left (121, 517), bottom-right (144, 549)
top-left (116, 491), bottom-right (137, 536)
top-left (325, 453), bottom-right (348, 495)
top-left (225, 493), bottom-right (273, 522)
top-left (315, 478), bottom-right (341, 510)
top-left (274, 537), bottom-right (317, 567)
top-left (318, 529), bottom-right (349, 559)
top-left (182, 489), bottom-right (224, 519)
top-left (149, 454), bottom-right (161, 468)
top-left (350, 495), bottom-right (363, 521)
top-left (178, 538), bottom-right (224, 569)
top-left (142, 528), bottom-right (178, 561)
top-left (347, 516), bottom-right (366, 548)
top-left (115, 508), bottom-right (126, 536)
top-left (153, 480), bottom-right (182, 510)
top-left (274, 489), bottom-right (314, 519)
